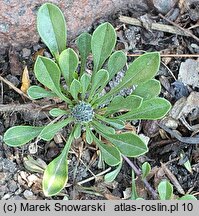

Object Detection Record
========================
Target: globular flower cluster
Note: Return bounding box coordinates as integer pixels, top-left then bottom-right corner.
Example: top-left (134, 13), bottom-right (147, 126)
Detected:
top-left (71, 101), bottom-right (94, 123)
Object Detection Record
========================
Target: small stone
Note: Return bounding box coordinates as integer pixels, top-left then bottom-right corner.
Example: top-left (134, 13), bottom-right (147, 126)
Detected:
top-left (10, 195), bottom-right (24, 200)
top-left (23, 190), bottom-right (37, 200)
top-left (151, 0), bottom-right (178, 14)
top-left (0, 172), bottom-right (8, 184)
top-left (27, 174), bottom-right (39, 187)
top-left (54, 133), bottom-right (63, 144)
top-left (6, 74), bottom-right (20, 87)
top-left (33, 44), bottom-right (42, 51)
top-left (0, 184), bottom-right (9, 197)
top-left (2, 193), bottom-right (11, 200)
top-left (22, 48), bottom-right (31, 58)
top-left (19, 171), bottom-right (28, 182)
top-left (15, 187), bottom-right (23, 195)
top-left (0, 158), bottom-right (16, 173)
top-left (178, 59), bottom-right (199, 88)
top-left (8, 180), bottom-right (18, 192)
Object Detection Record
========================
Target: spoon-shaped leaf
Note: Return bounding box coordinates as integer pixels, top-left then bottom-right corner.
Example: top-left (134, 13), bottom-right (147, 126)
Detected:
top-left (97, 131), bottom-right (148, 157)
top-left (85, 124), bottom-right (93, 144)
top-left (27, 85), bottom-right (57, 99)
top-left (104, 162), bottom-right (122, 182)
top-left (59, 48), bottom-right (79, 85)
top-left (95, 114), bottom-right (125, 129)
top-left (4, 126), bottom-right (44, 147)
top-left (37, 3), bottom-right (66, 59)
top-left (95, 52), bottom-right (160, 105)
top-left (34, 56), bottom-right (72, 104)
top-left (92, 133), bottom-right (121, 166)
top-left (74, 123), bottom-right (81, 139)
top-left (132, 79), bottom-right (161, 100)
top-left (158, 180), bottom-right (173, 200)
top-left (49, 108), bottom-right (69, 117)
top-left (76, 32), bottom-right (91, 76)
top-left (118, 98), bottom-right (171, 120)
top-left (69, 79), bottom-right (82, 101)
top-left (141, 162), bottom-right (151, 179)
top-left (80, 73), bottom-right (91, 100)
top-left (39, 118), bottom-right (73, 141)
top-left (91, 22), bottom-right (116, 74)
top-left (43, 132), bottom-right (74, 196)
top-left (92, 120), bottom-right (115, 135)
top-left (89, 69), bottom-right (109, 101)
top-left (107, 51), bottom-right (127, 82)
top-left (178, 195), bottom-right (197, 200)
top-left (106, 95), bottom-right (143, 115)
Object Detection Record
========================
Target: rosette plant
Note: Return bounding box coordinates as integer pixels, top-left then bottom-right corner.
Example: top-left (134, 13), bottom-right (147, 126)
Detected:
top-left (3, 3), bottom-right (171, 196)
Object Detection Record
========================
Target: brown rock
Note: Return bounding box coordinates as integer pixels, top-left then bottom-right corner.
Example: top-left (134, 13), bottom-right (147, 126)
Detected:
top-left (0, 0), bottom-right (146, 48)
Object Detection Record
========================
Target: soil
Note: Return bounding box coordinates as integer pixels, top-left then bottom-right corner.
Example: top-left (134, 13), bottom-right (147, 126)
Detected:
top-left (0, 2), bottom-right (199, 200)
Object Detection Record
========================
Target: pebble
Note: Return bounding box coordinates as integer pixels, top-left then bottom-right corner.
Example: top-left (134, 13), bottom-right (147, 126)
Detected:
top-left (0, 172), bottom-right (7, 184)
top-left (23, 190), bottom-right (37, 200)
top-left (2, 193), bottom-right (11, 200)
top-left (8, 180), bottom-right (18, 192)
top-left (22, 48), bottom-right (31, 58)
top-left (2, 159), bottom-right (16, 173)
top-left (10, 195), bottom-right (24, 200)
top-left (0, 184), bottom-right (9, 197)
top-left (6, 74), bottom-right (20, 87)
top-left (152, 0), bottom-right (178, 14)
top-left (33, 44), bottom-right (42, 51)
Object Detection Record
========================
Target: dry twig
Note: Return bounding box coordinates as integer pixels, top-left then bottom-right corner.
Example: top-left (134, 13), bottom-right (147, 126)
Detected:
top-left (119, 15), bottom-right (199, 43)
top-left (119, 15), bottom-right (191, 37)
top-left (159, 13), bottom-right (199, 43)
top-left (127, 53), bottom-right (199, 58)
top-left (0, 75), bottom-right (32, 100)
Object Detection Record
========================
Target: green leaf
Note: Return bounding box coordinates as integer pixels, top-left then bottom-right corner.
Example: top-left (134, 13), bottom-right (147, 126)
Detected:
top-left (85, 125), bottom-right (93, 144)
top-left (92, 134), bottom-right (121, 166)
top-left (158, 180), bottom-right (173, 200)
top-left (37, 3), bottom-right (66, 59)
top-left (107, 51), bottom-right (127, 82)
top-left (76, 32), bottom-right (91, 76)
top-left (69, 79), bottom-right (82, 101)
top-left (39, 118), bottom-right (73, 141)
top-left (97, 131), bottom-right (148, 157)
top-left (178, 195), bottom-right (197, 200)
top-left (89, 69), bottom-right (109, 101)
top-left (59, 48), bottom-right (79, 85)
top-left (43, 132), bottom-right (73, 196)
top-left (142, 162), bottom-right (151, 179)
top-left (23, 156), bottom-right (46, 173)
top-left (80, 73), bottom-right (91, 100)
top-left (104, 161), bottom-right (122, 182)
top-left (132, 79), bottom-right (161, 100)
top-left (95, 114), bottom-right (125, 129)
top-left (49, 108), bottom-right (69, 117)
top-left (4, 126), bottom-right (44, 147)
top-left (34, 56), bottom-right (72, 104)
top-left (95, 52), bottom-right (160, 105)
top-left (118, 98), bottom-right (171, 120)
top-left (91, 22), bottom-right (116, 74)
top-left (92, 120), bottom-right (115, 135)
top-left (180, 151), bottom-right (192, 174)
top-left (74, 123), bottom-right (81, 139)
top-left (27, 86), bottom-right (57, 99)
top-left (131, 170), bottom-right (138, 200)
top-left (106, 95), bottom-right (143, 115)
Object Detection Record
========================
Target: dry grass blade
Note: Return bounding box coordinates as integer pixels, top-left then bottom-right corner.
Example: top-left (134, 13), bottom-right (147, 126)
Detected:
top-left (161, 162), bottom-right (185, 195)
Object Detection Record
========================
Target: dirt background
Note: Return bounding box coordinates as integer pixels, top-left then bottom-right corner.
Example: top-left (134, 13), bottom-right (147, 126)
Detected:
top-left (0, 0), bottom-right (199, 200)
